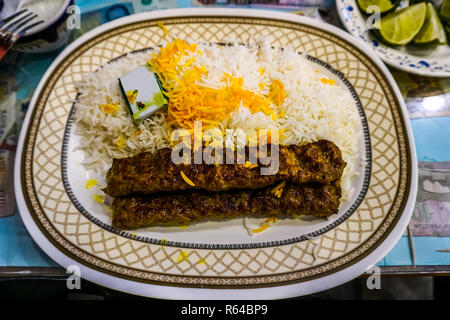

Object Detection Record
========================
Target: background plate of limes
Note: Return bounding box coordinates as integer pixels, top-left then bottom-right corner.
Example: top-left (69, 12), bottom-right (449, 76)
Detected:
top-left (337, 0), bottom-right (450, 77)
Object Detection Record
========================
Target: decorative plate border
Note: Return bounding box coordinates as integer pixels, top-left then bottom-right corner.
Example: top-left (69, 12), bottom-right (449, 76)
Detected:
top-left (15, 9), bottom-right (417, 297)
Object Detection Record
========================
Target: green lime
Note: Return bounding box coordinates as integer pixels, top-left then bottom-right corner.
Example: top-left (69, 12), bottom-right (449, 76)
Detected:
top-left (440, 0), bottom-right (450, 22)
top-left (378, 2), bottom-right (427, 45)
top-left (414, 3), bottom-right (447, 45)
top-left (356, 0), bottom-right (400, 15)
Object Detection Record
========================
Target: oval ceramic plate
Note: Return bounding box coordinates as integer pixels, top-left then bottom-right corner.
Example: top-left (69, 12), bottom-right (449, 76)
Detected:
top-left (15, 8), bottom-right (417, 299)
top-left (337, 0), bottom-right (450, 77)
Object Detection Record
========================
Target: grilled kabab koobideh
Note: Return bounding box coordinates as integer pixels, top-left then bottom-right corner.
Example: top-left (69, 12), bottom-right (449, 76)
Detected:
top-left (105, 139), bottom-right (346, 229)
top-left (103, 139), bottom-right (346, 197)
top-left (112, 181), bottom-right (342, 229)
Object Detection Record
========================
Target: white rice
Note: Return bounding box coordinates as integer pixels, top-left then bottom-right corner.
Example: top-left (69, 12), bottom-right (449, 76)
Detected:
top-left (73, 38), bottom-right (362, 199)
top-left (74, 51), bottom-right (170, 171)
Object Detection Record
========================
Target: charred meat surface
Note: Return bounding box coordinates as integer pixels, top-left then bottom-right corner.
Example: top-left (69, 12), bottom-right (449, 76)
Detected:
top-left (112, 181), bottom-right (341, 229)
top-left (104, 140), bottom-right (346, 197)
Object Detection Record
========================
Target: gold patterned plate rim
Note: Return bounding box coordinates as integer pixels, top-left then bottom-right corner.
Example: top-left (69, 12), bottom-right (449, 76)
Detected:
top-left (14, 9), bottom-right (418, 299)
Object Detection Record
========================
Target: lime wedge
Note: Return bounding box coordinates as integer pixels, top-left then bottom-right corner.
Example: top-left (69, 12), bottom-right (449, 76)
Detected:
top-left (356, 0), bottom-right (400, 14)
top-left (414, 3), bottom-right (447, 45)
top-left (440, 0), bottom-right (450, 23)
top-left (378, 2), bottom-right (427, 45)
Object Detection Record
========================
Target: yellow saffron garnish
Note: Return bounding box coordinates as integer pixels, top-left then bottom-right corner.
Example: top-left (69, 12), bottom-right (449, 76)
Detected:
top-left (156, 22), bottom-right (168, 36)
top-left (259, 82), bottom-right (266, 90)
top-left (92, 194), bottom-right (104, 204)
top-left (115, 136), bottom-right (124, 150)
top-left (243, 161), bottom-right (258, 169)
top-left (252, 223), bottom-right (270, 234)
top-left (198, 258), bottom-right (206, 265)
top-left (194, 65), bottom-right (207, 74)
top-left (320, 77), bottom-right (336, 85)
top-left (269, 79), bottom-right (286, 106)
top-left (99, 103), bottom-right (120, 114)
top-left (177, 251), bottom-right (189, 262)
top-left (180, 171), bottom-right (195, 186)
top-left (149, 39), bottom-right (277, 131)
top-left (252, 216), bottom-right (278, 233)
top-left (183, 56), bottom-right (196, 67)
top-left (85, 179), bottom-right (97, 189)
top-left (272, 181), bottom-right (286, 198)
top-left (259, 67), bottom-right (265, 75)
top-left (131, 232), bottom-right (136, 238)
top-left (160, 238), bottom-right (167, 246)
